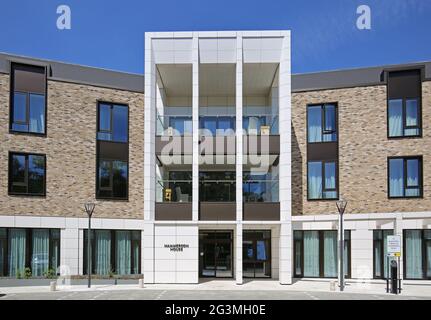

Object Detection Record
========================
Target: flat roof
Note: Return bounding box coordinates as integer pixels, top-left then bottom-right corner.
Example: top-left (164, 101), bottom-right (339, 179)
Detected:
top-left (1, 52), bottom-right (430, 93)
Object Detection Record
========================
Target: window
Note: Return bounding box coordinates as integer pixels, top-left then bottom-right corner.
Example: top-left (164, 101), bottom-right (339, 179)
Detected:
top-left (9, 152), bottom-right (46, 196)
top-left (404, 230), bottom-right (431, 280)
top-left (307, 104), bottom-right (337, 143)
top-left (293, 230), bottom-right (350, 278)
top-left (388, 157), bottom-right (422, 198)
top-left (307, 161), bottom-right (338, 200)
top-left (373, 230), bottom-right (394, 279)
top-left (199, 171), bottom-right (236, 202)
top-left (97, 159), bottom-right (128, 199)
top-left (0, 228), bottom-right (60, 277)
top-left (97, 103), bottom-right (128, 143)
top-left (388, 98), bottom-right (421, 137)
top-left (10, 63), bottom-right (46, 134)
top-left (199, 116), bottom-right (235, 136)
top-left (83, 230), bottom-right (141, 275)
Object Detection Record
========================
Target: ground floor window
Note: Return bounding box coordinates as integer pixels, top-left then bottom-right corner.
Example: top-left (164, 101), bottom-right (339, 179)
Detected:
top-left (373, 230), bottom-right (395, 279)
top-left (243, 230), bottom-right (271, 278)
top-left (83, 230), bottom-right (141, 276)
top-left (294, 230), bottom-right (350, 278)
top-left (0, 228), bottom-right (60, 277)
top-left (404, 229), bottom-right (431, 280)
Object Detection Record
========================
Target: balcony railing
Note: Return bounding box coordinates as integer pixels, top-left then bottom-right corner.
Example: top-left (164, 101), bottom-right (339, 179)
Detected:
top-left (199, 180), bottom-right (236, 202)
top-left (156, 179), bottom-right (192, 202)
top-left (243, 115), bottom-right (279, 135)
top-left (156, 115), bottom-right (192, 136)
top-left (243, 180), bottom-right (279, 202)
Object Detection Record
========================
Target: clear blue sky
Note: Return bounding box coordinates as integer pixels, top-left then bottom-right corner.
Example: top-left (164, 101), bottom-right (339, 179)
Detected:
top-left (0, 0), bottom-right (430, 74)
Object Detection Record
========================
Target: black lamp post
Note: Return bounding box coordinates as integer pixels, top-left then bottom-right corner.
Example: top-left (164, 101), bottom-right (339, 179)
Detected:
top-left (336, 196), bottom-right (347, 292)
top-left (84, 202), bottom-right (96, 288)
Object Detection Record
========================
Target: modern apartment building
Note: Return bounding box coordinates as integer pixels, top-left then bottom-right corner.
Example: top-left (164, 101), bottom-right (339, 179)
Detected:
top-left (0, 30), bottom-right (430, 284)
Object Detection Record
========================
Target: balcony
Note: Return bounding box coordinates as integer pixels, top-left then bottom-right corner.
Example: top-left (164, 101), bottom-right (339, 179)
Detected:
top-left (243, 175), bottom-right (279, 221)
top-left (156, 115), bottom-right (193, 156)
top-left (155, 178), bottom-right (192, 221)
top-left (243, 115), bottom-right (278, 135)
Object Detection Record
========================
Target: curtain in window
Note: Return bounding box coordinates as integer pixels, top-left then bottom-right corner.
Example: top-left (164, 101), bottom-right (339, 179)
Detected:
top-left (308, 107), bottom-right (322, 142)
top-left (324, 162), bottom-right (337, 199)
top-left (425, 231), bottom-right (431, 278)
top-left (323, 231), bottom-right (337, 277)
top-left (133, 242), bottom-right (139, 274)
top-left (374, 241), bottom-right (382, 278)
top-left (31, 229), bottom-right (49, 277)
top-left (405, 230), bottom-right (423, 279)
top-left (405, 99), bottom-right (419, 136)
top-left (323, 105), bottom-right (336, 142)
top-left (308, 162), bottom-right (322, 199)
top-left (29, 94), bottom-right (45, 133)
top-left (388, 99), bottom-right (403, 137)
top-left (0, 229), bottom-right (6, 277)
top-left (383, 230), bottom-right (394, 278)
top-left (389, 159), bottom-right (404, 197)
top-left (8, 229), bottom-right (26, 277)
top-left (116, 231), bottom-right (131, 275)
top-left (406, 159), bottom-right (419, 197)
top-left (303, 231), bottom-right (319, 277)
top-left (95, 230), bottom-right (111, 275)
top-left (50, 230), bottom-right (60, 273)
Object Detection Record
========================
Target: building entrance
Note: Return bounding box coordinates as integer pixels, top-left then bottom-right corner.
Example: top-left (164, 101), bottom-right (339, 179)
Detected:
top-left (199, 230), bottom-right (233, 278)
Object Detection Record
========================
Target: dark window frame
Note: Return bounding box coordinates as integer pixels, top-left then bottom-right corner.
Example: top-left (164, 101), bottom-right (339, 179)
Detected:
top-left (96, 101), bottom-right (129, 143)
top-left (403, 229), bottom-right (431, 280)
top-left (306, 103), bottom-right (338, 144)
top-left (387, 97), bottom-right (422, 139)
top-left (9, 62), bottom-right (48, 136)
top-left (293, 230), bottom-right (351, 279)
top-left (96, 158), bottom-right (129, 201)
top-left (387, 156), bottom-right (423, 199)
top-left (307, 159), bottom-right (339, 201)
top-left (8, 151), bottom-right (46, 197)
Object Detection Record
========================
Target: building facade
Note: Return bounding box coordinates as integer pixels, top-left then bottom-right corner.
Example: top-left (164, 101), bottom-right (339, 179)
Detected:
top-left (0, 30), bottom-right (430, 284)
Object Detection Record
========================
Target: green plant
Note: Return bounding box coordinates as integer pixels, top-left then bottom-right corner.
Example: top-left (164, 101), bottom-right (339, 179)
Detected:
top-left (24, 267), bottom-right (32, 279)
top-left (16, 270), bottom-right (22, 279)
top-left (43, 269), bottom-right (56, 279)
top-left (108, 269), bottom-right (116, 278)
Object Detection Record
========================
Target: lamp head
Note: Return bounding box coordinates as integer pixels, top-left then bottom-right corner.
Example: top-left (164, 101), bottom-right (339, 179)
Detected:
top-left (84, 202), bottom-right (96, 217)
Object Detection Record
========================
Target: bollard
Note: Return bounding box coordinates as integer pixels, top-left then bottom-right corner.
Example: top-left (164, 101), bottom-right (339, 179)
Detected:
top-left (50, 281), bottom-right (56, 292)
top-left (330, 281), bottom-right (336, 291)
top-left (139, 278), bottom-right (144, 288)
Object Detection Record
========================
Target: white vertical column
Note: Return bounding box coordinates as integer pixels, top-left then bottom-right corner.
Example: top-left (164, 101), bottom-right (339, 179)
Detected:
top-left (192, 34), bottom-right (200, 222)
top-left (143, 33), bottom-right (156, 283)
top-left (235, 34), bottom-right (243, 285)
top-left (278, 31), bottom-right (293, 285)
top-left (395, 215), bottom-right (404, 279)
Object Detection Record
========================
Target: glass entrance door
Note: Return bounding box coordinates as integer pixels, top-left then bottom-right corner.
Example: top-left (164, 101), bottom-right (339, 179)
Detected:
top-left (243, 230), bottom-right (271, 278)
top-left (199, 231), bottom-right (233, 278)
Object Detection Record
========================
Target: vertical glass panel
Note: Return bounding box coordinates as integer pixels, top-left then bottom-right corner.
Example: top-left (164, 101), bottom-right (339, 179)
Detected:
top-left (389, 159), bottom-right (404, 197)
top-left (323, 104), bottom-right (337, 141)
top-left (99, 160), bottom-right (111, 189)
top-left (323, 231), bottom-right (337, 277)
top-left (132, 231), bottom-right (140, 274)
top-left (13, 92), bottom-right (27, 123)
top-left (303, 231), bottom-right (319, 277)
top-left (50, 229), bottom-right (60, 273)
top-left (405, 230), bottom-right (423, 279)
top-left (308, 162), bottom-right (322, 199)
top-left (11, 154), bottom-right (26, 194)
top-left (113, 161), bottom-right (128, 198)
top-left (295, 240), bottom-right (302, 276)
top-left (425, 231), bottom-right (431, 278)
top-left (95, 230), bottom-right (111, 275)
top-left (31, 229), bottom-right (49, 277)
top-left (28, 155), bottom-right (45, 194)
top-left (383, 230), bottom-right (394, 278)
top-left (324, 162), bottom-right (337, 199)
top-left (388, 99), bottom-right (403, 137)
top-left (99, 104), bottom-right (111, 131)
top-left (201, 117), bottom-right (217, 136)
top-left (116, 231), bottom-right (131, 275)
top-left (307, 106), bottom-right (322, 142)
top-left (8, 229), bottom-right (26, 277)
top-left (217, 117), bottom-right (234, 134)
top-left (0, 228), bottom-right (7, 276)
top-left (112, 105), bottom-right (128, 142)
top-left (405, 99), bottom-right (418, 126)
top-left (406, 159), bottom-right (420, 197)
top-left (29, 94), bottom-right (45, 133)
top-left (374, 231), bottom-right (382, 278)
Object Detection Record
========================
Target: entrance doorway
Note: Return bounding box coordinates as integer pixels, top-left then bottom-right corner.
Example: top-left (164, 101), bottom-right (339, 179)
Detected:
top-left (243, 230), bottom-right (271, 278)
top-left (199, 230), bottom-right (233, 278)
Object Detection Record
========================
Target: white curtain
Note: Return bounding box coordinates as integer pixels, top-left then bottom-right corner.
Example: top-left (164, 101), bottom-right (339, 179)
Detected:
top-left (116, 231), bottom-right (131, 275)
top-left (29, 94), bottom-right (45, 133)
top-left (308, 162), bottom-right (322, 199)
top-left (95, 230), bottom-right (111, 275)
top-left (388, 99), bottom-right (402, 137)
top-left (406, 159), bottom-right (420, 197)
top-left (308, 107), bottom-right (322, 142)
top-left (31, 229), bottom-right (49, 277)
top-left (324, 231), bottom-right (337, 277)
top-left (304, 231), bottom-right (319, 277)
top-left (405, 230), bottom-right (423, 279)
top-left (389, 159), bottom-right (404, 197)
top-left (8, 229), bottom-right (26, 277)
top-left (426, 231), bottom-right (431, 278)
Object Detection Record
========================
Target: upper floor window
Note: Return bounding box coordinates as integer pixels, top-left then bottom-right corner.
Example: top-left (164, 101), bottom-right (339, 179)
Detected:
top-left (199, 116), bottom-right (235, 136)
top-left (307, 103), bottom-right (337, 143)
top-left (388, 156), bottom-right (422, 198)
top-left (10, 63), bottom-right (46, 135)
top-left (97, 159), bottom-right (128, 199)
top-left (387, 69), bottom-right (422, 138)
top-left (97, 102), bottom-right (128, 143)
top-left (9, 152), bottom-right (46, 196)
top-left (308, 160), bottom-right (338, 200)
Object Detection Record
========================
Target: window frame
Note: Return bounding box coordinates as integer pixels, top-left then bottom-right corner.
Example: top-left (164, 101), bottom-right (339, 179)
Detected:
top-left (306, 103), bottom-right (338, 144)
top-left (307, 159), bottom-right (339, 201)
top-left (403, 229), bottom-right (431, 280)
top-left (96, 101), bottom-right (129, 143)
top-left (387, 156), bottom-right (423, 199)
top-left (9, 62), bottom-right (48, 136)
top-left (387, 97), bottom-right (422, 139)
top-left (8, 151), bottom-right (47, 197)
top-left (96, 158), bottom-right (129, 201)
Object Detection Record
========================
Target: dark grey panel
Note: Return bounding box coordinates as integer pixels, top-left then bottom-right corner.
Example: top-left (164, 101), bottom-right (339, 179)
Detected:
top-left (98, 141), bottom-right (128, 161)
top-left (155, 203), bottom-right (192, 221)
top-left (199, 202), bottom-right (236, 221)
top-left (387, 69), bottom-right (421, 99)
top-left (308, 142), bottom-right (338, 161)
top-left (243, 202), bottom-right (280, 221)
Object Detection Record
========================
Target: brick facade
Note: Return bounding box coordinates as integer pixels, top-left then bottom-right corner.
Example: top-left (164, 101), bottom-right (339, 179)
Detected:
top-left (0, 74), bottom-right (145, 219)
top-left (291, 81), bottom-right (431, 215)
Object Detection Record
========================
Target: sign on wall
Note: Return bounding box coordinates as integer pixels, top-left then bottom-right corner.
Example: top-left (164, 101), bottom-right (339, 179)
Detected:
top-left (387, 235), bottom-right (401, 257)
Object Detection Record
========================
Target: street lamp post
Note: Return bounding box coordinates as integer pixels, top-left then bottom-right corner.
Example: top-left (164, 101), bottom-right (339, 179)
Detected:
top-left (336, 197), bottom-right (347, 292)
top-left (84, 202), bottom-right (96, 288)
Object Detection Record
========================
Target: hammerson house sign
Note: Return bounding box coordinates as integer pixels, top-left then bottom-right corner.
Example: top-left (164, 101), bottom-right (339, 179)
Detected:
top-left (164, 244), bottom-right (190, 252)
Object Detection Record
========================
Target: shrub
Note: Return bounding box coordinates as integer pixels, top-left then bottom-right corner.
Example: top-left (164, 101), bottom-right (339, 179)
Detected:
top-left (24, 267), bottom-right (32, 279)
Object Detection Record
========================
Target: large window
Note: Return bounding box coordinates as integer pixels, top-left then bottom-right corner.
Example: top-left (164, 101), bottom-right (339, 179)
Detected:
top-left (83, 230), bottom-right (141, 275)
top-left (373, 230), bottom-right (395, 279)
top-left (404, 230), bottom-right (431, 280)
top-left (294, 230), bottom-right (350, 278)
top-left (0, 228), bottom-right (60, 277)
top-left (199, 116), bottom-right (235, 136)
top-left (10, 63), bottom-right (46, 135)
top-left (388, 156), bottom-right (422, 198)
top-left (199, 171), bottom-right (236, 202)
top-left (9, 152), bottom-right (46, 196)
top-left (97, 102), bottom-right (128, 143)
top-left (388, 99), bottom-right (421, 137)
top-left (307, 161), bottom-right (338, 200)
top-left (307, 104), bottom-right (337, 143)
top-left (97, 159), bottom-right (128, 199)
